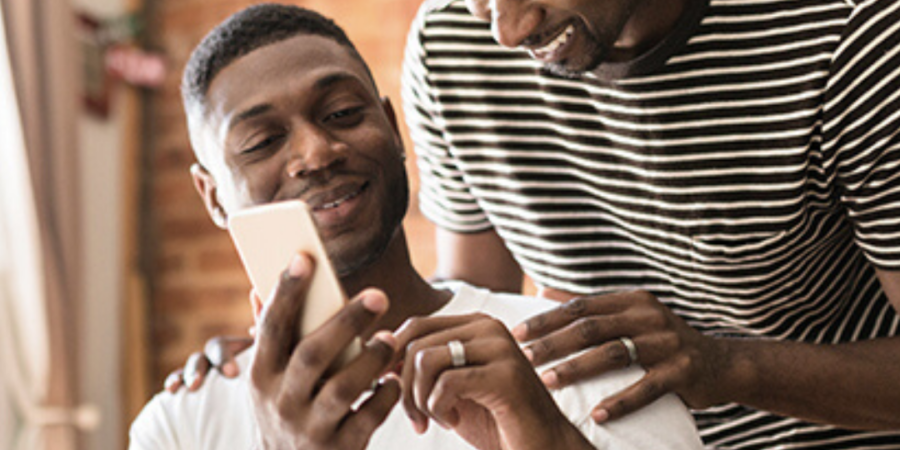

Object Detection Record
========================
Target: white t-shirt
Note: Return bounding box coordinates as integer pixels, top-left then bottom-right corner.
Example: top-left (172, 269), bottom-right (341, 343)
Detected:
top-left (130, 282), bottom-right (704, 449)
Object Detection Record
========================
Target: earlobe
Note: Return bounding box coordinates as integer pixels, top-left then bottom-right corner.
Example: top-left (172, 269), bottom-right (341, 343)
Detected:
top-left (190, 163), bottom-right (229, 229)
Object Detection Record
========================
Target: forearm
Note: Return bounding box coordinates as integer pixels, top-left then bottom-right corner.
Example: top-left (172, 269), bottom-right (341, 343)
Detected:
top-left (723, 336), bottom-right (900, 429)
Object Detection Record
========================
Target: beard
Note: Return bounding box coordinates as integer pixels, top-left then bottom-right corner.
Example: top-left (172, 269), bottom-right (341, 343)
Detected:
top-left (331, 160), bottom-right (410, 278)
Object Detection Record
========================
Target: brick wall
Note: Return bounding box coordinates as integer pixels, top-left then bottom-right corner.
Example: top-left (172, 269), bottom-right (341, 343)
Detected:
top-left (144, 0), bottom-right (434, 390)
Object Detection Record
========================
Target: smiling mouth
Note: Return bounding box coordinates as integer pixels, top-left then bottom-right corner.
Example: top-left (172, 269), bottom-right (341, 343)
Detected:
top-left (309, 181), bottom-right (369, 211)
top-left (528, 24), bottom-right (575, 60)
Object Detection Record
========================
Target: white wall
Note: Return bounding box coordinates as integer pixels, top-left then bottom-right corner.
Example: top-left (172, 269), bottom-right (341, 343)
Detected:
top-left (74, 0), bottom-right (128, 448)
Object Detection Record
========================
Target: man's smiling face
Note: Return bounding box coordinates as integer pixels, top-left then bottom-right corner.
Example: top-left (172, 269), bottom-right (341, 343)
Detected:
top-left (465, 0), bottom-right (647, 75)
top-left (191, 34), bottom-right (408, 276)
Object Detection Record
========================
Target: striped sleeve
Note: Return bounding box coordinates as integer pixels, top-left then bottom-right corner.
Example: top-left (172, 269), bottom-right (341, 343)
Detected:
top-left (401, 0), bottom-right (494, 233)
top-left (826, 0), bottom-right (900, 269)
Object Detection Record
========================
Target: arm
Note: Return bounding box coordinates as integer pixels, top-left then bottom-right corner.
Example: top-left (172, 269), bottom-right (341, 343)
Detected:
top-left (513, 271), bottom-right (900, 429)
top-left (719, 268), bottom-right (900, 428)
top-left (434, 227), bottom-right (523, 294)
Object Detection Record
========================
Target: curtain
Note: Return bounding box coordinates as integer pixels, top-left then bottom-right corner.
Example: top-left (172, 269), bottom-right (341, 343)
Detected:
top-left (0, 0), bottom-right (86, 448)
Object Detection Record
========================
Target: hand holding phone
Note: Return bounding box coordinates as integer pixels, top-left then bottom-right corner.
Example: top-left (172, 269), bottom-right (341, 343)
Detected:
top-left (228, 201), bottom-right (361, 365)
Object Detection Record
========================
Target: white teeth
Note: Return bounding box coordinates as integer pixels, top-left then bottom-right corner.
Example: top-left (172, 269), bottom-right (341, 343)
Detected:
top-left (533, 24), bottom-right (574, 57)
top-left (320, 190), bottom-right (360, 210)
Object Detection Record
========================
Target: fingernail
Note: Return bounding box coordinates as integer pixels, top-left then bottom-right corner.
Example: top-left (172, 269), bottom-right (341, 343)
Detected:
top-left (361, 291), bottom-right (388, 314)
top-left (184, 371), bottom-right (197, 390)
top-left (541, 370), bottom-right (559, 389)
top-left (592, 408), bottom-right (609, 423)
top-left (511, 323), bottom-right (527, 341)
top-left (522, 347), bottom-right (534, 362)
top-left (372, 331), bottom-right (397, 350)
top-left (221, 361), bottom-right (239, 378)
top-left (288, 253), bottom-right (307, 278)
top-left (164, 374), bottom-right (179, 392)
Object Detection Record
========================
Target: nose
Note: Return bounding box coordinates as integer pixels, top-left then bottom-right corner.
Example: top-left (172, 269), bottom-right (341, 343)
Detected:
top-left (469, 0), bottom-right (543, 48)
top-left (285, 126), bottom-right (346, 178)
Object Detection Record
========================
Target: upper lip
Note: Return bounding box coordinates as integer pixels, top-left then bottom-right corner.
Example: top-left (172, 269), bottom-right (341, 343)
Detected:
top-left (302, 180), bottom-right (368, 210)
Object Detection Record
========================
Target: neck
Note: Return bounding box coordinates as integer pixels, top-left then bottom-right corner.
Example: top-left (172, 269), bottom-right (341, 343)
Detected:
top-left (340, 228), bottom-right (450, 339)
top-left (610, 0), bottom-right (689, 61)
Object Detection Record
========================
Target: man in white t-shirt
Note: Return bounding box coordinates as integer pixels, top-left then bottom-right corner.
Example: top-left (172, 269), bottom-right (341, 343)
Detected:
top-left (130, 5), bottom-right (704, 450)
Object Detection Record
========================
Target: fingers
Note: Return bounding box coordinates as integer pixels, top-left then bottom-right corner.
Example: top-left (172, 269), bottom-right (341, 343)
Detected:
top-left (511, 294), bottom-right (628, 343)
top-left (538, 338), bottom-right (636, 389)
top-left (205, 336), bottom-right (254, 378)
top-left (254, 253), bottom-right (316, 375)
top-left (592, 368), bottom-right (675, 423)
top-left (336, 374), bottom-right (402, 449)
top-left (398, 316), bottom-right (517, 431)
top-left (412, 339), bottom-right (510, 427)
top-left (164, 369), bottom-right (185, 393)
top-left (183, 352), bottom-right (211, 391)
top-left (304, 331), bottom-right (398, 439)
top-left (268, 289), bottom-right (388, 410)
top-left (396, 315), bottom-right (490, 432)
top-left (521, 313), bottom-right (630, 367)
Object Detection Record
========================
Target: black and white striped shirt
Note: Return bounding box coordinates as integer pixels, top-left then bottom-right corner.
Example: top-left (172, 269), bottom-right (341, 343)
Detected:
top-left (402, 0), bottom-right (900, 448)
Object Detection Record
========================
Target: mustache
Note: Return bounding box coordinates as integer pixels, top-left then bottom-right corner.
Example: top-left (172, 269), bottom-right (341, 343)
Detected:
top-left (275, 170), bottom-right (370, 206)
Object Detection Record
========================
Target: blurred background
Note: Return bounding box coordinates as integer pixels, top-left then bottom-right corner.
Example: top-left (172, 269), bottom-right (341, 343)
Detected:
top-left (0, 0), bottom-right (435, 449)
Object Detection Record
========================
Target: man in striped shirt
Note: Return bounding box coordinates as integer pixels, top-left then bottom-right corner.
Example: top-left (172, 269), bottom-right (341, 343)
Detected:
top-left (402, 0), bottom-right (900, 448)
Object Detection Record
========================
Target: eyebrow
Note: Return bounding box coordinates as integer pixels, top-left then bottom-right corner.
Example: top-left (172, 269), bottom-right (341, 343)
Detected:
top-left (229, 104), bottom-right (273, 132)
top-left (226, 72), bottom-right (362, 133)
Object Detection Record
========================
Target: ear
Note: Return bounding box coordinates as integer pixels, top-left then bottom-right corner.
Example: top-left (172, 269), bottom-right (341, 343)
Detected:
top-left (190, 163), bottom-right (228, 229)
top-left (380, 96), bottom-right (407, 160)
top-left (249, 289), bottom-right (264, 323)
top-left (381, 96), bottom-right (402, 138)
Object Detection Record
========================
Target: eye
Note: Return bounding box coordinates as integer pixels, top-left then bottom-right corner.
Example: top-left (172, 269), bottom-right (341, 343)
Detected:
top-left (241, 134), bottom-right (284, 155)
top-left (324, 106), bottom-right (364, 126)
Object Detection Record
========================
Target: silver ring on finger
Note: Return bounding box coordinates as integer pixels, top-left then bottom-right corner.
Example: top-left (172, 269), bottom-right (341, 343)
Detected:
top-left (447, 340), bottom-right (466, 368)
top-left (619, 336), bottom-right (639, 366)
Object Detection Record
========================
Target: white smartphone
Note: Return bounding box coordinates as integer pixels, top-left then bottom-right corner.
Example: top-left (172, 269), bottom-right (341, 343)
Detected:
top-left (227, 200), bottom-right (357, 351)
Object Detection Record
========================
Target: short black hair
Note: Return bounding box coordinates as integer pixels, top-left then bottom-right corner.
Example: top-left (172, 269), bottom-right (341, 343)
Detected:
top-left (182, 3), bottom-right (370, 110)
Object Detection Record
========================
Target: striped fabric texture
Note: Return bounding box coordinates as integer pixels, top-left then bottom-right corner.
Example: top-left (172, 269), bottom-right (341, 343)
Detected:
top-left (402, 0), bottom-right (900, 448)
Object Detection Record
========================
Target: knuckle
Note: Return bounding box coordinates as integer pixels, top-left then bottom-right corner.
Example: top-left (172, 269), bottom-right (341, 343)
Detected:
top-left (645, 309), bottom-right (669, 330)
top-left (531, 338), bottom-right (555, 360)
top-left (609, 396), bottom-right (632, 416)
top-left (328, 378), bottom-right (359, 406)
top-left (575, 317), bottom-right (601, 344)
top-left (554, 359), bottom-right (578, 382)
top-left (605, 341), bottom-right (630, 366)
top-left (296, 343), bottom-right (325, 368)
top-left (632, 289), bottom-right (654, 304)
top-left (275, 393), bottom-right (295, 419)
top-left (639, 380), bottom-right (664, 400)
top-left (337, 305), bottom-right (371, 334)
top-left (563, 297), bottom-right (589, 317)
top-left (529, 313), bottom-right (547, 331)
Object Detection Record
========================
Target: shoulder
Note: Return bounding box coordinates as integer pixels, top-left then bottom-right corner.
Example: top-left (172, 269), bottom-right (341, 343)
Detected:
top-left (437, 282), bottom-right (704, 449)
top-left (129, 352), bottom-right (255, 450)
top-left (415, 0), bottom-right (469, 18)
top-left (436, 281), bottom-right (560, 327)
top-left (409, 0), bottom-right (486, 37)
